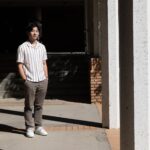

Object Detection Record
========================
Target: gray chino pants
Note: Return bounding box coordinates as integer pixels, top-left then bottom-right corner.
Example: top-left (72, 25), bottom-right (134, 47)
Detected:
top-left (24, 79), bottom-right (48, 128)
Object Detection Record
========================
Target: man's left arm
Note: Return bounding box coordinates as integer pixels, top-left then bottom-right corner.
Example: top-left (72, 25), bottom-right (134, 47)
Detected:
top-left (43, 60), bottom-right (48, 79)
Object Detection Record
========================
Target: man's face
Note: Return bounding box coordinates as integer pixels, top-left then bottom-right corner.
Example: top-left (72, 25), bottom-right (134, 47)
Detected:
top-left (28, 27), bottom-right (39, 42)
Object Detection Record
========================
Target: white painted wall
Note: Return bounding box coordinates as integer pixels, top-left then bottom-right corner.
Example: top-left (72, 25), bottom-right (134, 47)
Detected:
top-left (107, 0), bottom-right (120, 128)
top-left (100, 0), bottom-right (120, 128)
top-left (148, 0), bottom-right (150, 149)
top-left (133, 0), bottom-right (150, 149)
top-left (120, 0), bottom-right (150, 149)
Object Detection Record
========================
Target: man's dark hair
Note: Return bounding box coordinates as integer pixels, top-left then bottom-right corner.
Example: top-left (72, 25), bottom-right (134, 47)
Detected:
top-left (25, 21), bottom-right (42, 34)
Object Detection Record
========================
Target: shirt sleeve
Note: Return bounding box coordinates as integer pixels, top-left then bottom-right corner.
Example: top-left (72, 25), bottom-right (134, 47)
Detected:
top-left (43, 45), bottom-right (48, 61)
top-left (16, 46), bottom-right (24, 63)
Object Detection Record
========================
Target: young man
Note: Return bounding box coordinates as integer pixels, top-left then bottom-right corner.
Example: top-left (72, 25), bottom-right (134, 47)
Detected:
top-left (17, 21), bottom-right (48, 138)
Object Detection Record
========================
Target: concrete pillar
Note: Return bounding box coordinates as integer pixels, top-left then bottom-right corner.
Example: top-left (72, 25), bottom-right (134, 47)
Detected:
top-left (86, 0), bottom-right (94, 55)
top-left (119, 0), bottom-right (150, 149)
top-left (107, 0), bottom-right (119, 128)
top-left (32, 7), bottom-right (43, 37)
top-left (101, 0), bottom-right (120, 128)
top-left (93, 0), bottom-right (101, 56)
top-left (86, 0), bottom-right (101, 56)
top-left (84, 0), bottom-right (89, 54)
top-left (34, 7), bottom-right (42, 21)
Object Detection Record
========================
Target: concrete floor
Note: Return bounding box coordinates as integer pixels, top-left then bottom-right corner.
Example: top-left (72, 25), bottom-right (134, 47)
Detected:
top-left (0, 99), bottom-right (119, 150)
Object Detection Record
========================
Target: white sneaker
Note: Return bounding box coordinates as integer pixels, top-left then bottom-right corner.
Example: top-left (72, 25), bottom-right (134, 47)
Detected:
top-left (35, 127), bottom-right (48, 136)
top-left (26, 128), bottom-right (35, 138)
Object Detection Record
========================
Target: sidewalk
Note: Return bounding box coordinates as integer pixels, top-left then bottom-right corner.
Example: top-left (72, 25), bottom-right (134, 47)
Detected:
top-left (0, 99), bottom-right (119, 150)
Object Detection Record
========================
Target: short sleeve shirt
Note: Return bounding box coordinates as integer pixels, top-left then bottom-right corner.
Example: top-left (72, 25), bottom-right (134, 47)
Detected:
top-left (17, 41), bottom-right (48, 82)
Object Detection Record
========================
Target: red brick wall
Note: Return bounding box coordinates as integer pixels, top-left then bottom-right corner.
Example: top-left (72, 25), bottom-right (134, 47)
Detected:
top-left (90, 58), bottom-right (102, 103)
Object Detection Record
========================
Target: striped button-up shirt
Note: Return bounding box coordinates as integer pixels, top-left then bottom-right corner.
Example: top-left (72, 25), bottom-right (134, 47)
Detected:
top-left (17, 41), bottom-right (48, 82)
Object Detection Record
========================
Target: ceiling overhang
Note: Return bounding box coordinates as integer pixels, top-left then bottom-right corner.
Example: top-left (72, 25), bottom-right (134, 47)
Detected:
top-left (0, 0), bottom-right (84, 6)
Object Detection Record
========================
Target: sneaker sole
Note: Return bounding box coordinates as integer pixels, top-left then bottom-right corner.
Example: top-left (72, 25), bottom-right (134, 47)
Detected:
top-left (26, 135), bottom-right (35, 138)
top-left (34, 132), bottom-right (48, 136)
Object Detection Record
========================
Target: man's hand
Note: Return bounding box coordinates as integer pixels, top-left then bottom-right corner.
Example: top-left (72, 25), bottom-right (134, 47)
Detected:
top-left (18, 63), bottom-right (27, 81)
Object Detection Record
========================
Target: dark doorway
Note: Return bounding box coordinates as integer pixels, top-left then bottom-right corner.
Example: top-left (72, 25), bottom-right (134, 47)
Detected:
top-left (0, 7), bottom-right (33, 54)
top-left (42, 5), bottom-right (85, 52)
top-left (0, 5), bottom-right (85, 54)
top-left (0, 4), bottom-right (90, 103)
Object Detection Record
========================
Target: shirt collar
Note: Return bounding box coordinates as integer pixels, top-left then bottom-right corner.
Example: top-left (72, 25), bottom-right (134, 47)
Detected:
top-left (26, 41), bottom-right (40, 48)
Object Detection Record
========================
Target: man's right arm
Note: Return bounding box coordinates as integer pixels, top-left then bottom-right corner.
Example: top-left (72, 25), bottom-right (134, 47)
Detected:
top-left (18, 63), bottom-right (26, 81)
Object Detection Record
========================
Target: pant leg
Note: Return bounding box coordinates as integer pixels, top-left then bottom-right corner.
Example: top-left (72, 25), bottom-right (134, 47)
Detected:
top-left (24, 80), bottom-right (36, 128)
top-left (34, 79), bottom-right (48, 127)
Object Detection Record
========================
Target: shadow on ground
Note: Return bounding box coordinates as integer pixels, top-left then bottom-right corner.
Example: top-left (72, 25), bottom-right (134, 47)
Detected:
top-left (0, 108), bottom-right (102, 128)
top-left (0, 124), bottom-right (25, 135)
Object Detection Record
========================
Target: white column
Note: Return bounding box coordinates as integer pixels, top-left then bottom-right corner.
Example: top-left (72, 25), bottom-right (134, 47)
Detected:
top-left (107, 0), bottom-right (119, 128)
top-left (133, 0), bottom-right (150, 149)
top-left (148, 0), bottom-right (150, 148)
top-left (101, 0), bottom-right (120, 128)
top-left (120, 0), bottom-right (150, 149)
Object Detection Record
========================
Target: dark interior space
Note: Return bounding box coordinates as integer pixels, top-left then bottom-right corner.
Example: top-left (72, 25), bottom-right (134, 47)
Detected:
top-left (0, 7), bottom-right (31, 54)
top-left (46, 54), bottom-right (91, 103)
top-left (0, 5), bottom-right (90, 103)
top-left (42, 5), bottom-right (85, 52)
top-left (0, 5), bottom-right (85, 54)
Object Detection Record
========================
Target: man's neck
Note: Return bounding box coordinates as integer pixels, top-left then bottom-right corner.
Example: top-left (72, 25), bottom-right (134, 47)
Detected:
top-left (28, 39), bottom-right (38, 45)
top-left (29, 40), bottom-right (37, 44)
top-left (27, 40), bottom-right (38, 48)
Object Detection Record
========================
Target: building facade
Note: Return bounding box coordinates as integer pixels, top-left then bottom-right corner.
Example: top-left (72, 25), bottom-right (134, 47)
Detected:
top-left (0, 0), bottom-right (149, 149)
